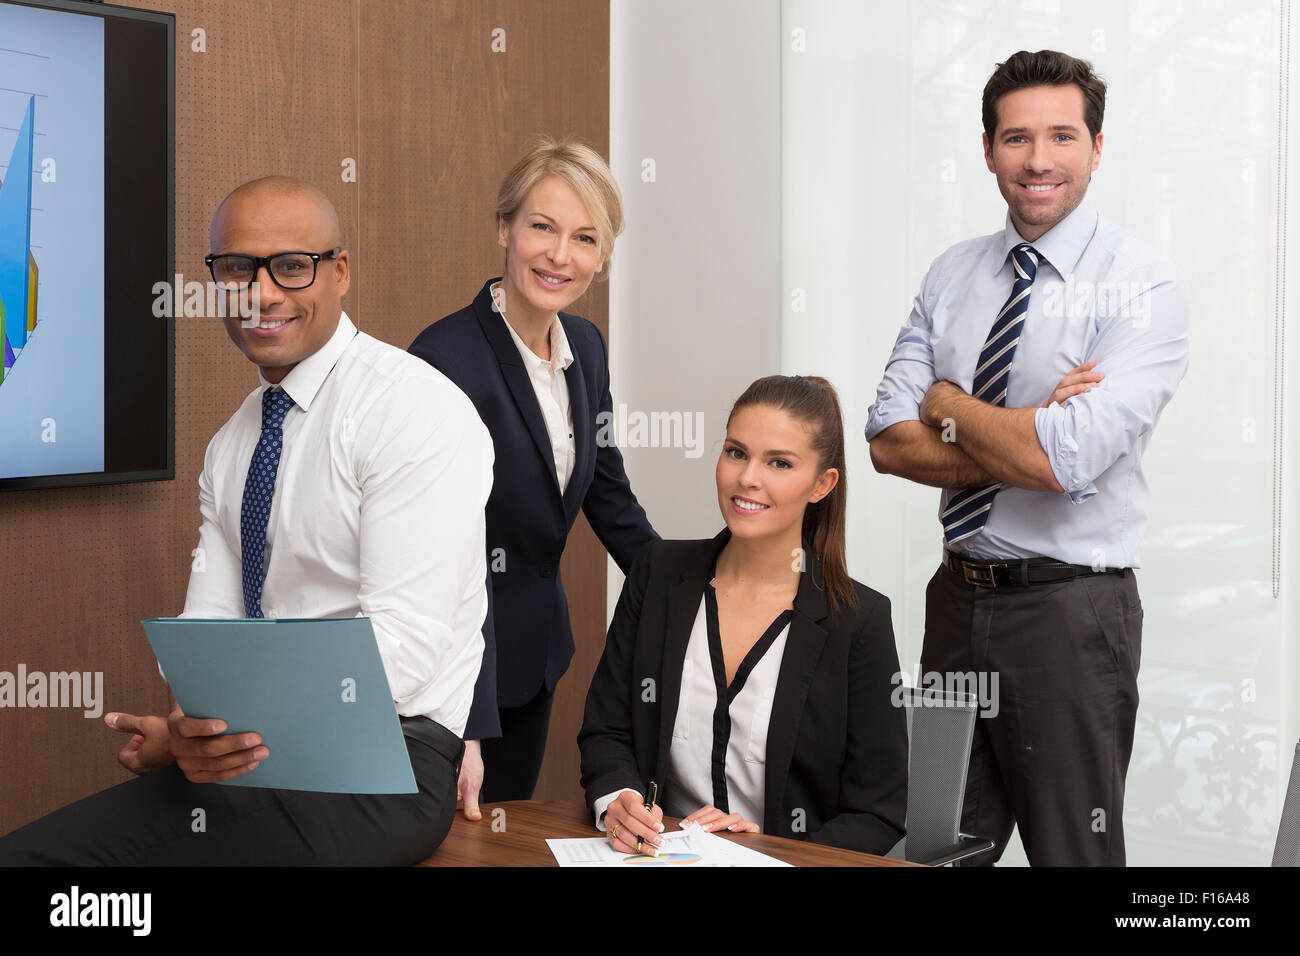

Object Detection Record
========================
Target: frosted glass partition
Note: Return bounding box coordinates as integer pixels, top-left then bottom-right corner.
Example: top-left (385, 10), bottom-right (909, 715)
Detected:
top-left (781, 0), bottom-right (1297, 865)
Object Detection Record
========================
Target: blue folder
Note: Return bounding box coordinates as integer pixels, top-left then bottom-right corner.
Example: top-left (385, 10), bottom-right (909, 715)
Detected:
top-left (142, 617), bottom-right (417, 794)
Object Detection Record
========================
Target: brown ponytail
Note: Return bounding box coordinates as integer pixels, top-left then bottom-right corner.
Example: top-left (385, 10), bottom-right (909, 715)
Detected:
top-left (726, 375), bottom-right (856, 613)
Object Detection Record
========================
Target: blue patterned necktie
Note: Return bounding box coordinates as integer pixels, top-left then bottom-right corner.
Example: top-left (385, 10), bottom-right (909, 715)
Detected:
top-left (942, 243), bottom-right (1039, 547)
top-left (241, 387), bottom-right (296, 617)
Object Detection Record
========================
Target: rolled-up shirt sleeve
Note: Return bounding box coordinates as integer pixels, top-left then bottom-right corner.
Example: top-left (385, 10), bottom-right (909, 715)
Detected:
top-left (1035, 270), bottom-right (1190, 500)
top-left (864, 270), bottom-right (939, 442)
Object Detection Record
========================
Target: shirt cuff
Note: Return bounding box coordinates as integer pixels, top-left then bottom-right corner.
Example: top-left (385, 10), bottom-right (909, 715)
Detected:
top-left (1034, 405), bottom-right (1099, 504)
top-left (593, 788), bottom-right (642, 830)
top-left (1066, 484), bottom-right (1097, 505)
top-left (864, 396), bottom-right (922, 443)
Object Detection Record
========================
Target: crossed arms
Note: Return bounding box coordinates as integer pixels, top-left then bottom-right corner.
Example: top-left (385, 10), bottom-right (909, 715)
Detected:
top-left (866, 268), bottom-right (1189, 498)
top-left (867, 369), bottom-right (1100, 491)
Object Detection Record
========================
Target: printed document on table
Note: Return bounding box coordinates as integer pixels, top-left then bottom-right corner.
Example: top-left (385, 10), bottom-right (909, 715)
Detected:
top-left (547, 824), bottom-right (791, 867)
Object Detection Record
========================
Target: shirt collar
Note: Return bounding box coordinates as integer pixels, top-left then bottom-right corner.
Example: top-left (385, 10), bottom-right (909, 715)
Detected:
top-left (257, 310), bottom-right (358, 410)
top-left (991, 201), bottom-right (1099, 279)
top-left (492, 281), bottom-right (574, 374)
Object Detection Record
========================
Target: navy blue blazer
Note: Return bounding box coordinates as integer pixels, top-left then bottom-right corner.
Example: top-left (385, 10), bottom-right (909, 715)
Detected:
top-left (409, 279), bottom-right (658, 738)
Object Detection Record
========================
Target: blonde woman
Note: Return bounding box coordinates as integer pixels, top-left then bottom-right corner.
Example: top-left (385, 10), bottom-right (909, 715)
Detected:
top-left (410, 138), bottom-right (657, 814)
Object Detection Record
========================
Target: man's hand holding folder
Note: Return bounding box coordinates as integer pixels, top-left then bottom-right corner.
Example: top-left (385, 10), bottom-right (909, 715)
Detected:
top-left (106, 705), bottom-right (268, 783)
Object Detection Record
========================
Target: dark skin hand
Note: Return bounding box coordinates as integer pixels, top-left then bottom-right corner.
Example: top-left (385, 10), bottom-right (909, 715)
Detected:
top-left (105, 711), bottom-right (174, 774)
top-left (106, 694), bottom-right (267, 782)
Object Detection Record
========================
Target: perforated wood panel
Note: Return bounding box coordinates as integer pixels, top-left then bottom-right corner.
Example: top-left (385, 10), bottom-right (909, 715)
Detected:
top-left (0, 0), bottom-right (609, 836)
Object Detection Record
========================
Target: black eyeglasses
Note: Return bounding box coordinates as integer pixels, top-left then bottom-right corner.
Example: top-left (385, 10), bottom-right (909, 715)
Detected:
top-left (204, 248), bottom-right (341, 290)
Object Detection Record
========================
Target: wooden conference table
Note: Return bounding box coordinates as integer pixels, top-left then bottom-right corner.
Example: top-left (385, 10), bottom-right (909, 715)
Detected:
top-left (418, 800), bottom-right (920, 867)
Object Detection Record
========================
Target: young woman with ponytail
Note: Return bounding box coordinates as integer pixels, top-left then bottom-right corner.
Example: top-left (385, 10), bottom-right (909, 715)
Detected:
top-left (578, 375), bottom-right (909, 855)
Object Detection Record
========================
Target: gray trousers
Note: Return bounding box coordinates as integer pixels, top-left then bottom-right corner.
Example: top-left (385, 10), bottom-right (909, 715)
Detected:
top-left (921, 562), bottom-right (1143, 866)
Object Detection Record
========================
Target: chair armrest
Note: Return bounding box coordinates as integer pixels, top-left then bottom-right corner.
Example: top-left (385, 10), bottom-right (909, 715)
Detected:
top-left (913, 834), bottom-right (995, 867)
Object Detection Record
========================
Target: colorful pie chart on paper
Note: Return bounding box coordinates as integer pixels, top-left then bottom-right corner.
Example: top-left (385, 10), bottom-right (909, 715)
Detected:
top-left (623, 851), bottom-right (703, 865)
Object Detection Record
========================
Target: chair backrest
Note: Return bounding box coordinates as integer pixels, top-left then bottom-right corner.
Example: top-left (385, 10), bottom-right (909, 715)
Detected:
top-left (1272, 740), bottom-right (1300, 866)
top-left (900, 686), bottom-right (978, 862)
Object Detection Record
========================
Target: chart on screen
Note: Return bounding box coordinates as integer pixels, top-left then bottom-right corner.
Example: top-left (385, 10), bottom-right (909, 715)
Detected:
top-left (0, 3), bottom-right (106, 479)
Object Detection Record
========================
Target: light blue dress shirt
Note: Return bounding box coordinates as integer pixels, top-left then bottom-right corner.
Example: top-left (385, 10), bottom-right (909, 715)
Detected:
top-left (864, 202), bottom-right (1189, 568)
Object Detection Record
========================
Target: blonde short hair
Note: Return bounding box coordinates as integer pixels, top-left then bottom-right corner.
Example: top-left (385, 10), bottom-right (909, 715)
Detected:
top-left (496, 136), bottom-right (623, 274)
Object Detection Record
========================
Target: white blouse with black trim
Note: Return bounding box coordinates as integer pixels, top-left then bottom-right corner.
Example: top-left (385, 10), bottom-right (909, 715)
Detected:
top-left (593, 586), bottom-right (792, 830)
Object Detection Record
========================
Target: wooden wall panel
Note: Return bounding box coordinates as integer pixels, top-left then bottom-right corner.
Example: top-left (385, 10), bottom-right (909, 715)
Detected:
top-left (0, 0), bottom-right (609, 835)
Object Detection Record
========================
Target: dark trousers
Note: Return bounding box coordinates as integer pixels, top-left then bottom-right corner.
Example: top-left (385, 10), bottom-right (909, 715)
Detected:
top-left (921, 563), bottom-right (1143, 866)
top-left (0, 718), bottom-right (460, 866)
top-left (479, 684), bottom-right (555, 802)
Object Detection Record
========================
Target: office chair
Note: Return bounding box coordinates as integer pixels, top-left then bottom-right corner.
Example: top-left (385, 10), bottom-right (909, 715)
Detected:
top-left (887, 686), bottom-right (995, 866)
top-left (1272, 739), bottom-right (1300, 866)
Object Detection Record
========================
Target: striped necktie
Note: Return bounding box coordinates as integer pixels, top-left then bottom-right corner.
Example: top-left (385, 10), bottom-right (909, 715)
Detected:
top-left (241, 387), bottom-right (296, 617)
top-left (942, 243), bottom-right (1039, 547)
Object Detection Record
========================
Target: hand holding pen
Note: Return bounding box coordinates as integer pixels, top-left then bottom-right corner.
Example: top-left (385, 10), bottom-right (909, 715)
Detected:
top-left (604, 781), bottom-right (663, 855)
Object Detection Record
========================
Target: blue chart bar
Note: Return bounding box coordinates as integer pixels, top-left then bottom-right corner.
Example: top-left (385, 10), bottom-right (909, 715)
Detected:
top-left (0, 94), bottom-right (35, 372)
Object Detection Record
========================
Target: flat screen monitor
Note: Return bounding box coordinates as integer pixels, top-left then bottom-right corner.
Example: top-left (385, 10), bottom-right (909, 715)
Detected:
top-left (0, 0), bottom-right (173, 490)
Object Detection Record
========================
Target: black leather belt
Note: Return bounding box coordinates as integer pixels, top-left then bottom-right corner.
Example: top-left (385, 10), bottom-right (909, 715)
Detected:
top-left (399, 715), bottom-right (466, 774)
top-left (943, 550), bottom-right (1126, 589)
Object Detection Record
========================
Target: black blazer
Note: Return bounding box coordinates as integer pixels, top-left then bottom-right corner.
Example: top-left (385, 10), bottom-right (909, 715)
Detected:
top-left (578, 531), bottom-right (908, 854)
top-left (410, 279), bottom-right (657, 735)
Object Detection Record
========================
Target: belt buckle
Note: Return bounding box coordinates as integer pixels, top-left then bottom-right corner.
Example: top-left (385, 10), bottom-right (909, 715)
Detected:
top-left (961, 561), bottom-right (997, 589)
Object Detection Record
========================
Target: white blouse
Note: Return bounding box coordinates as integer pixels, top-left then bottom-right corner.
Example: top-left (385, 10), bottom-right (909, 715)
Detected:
top-left (595, 586), bottom-right (791, 830)
top-left (492, 281), bottom-right (576, 492)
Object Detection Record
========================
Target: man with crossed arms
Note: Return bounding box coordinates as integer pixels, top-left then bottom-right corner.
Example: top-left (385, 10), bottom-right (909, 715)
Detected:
top-left (866, 50), bottom-right (1188, 866)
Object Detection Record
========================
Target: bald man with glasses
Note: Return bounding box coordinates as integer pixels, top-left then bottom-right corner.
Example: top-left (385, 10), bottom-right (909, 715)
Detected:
top-left (0, 177), bottom-right (494, 866)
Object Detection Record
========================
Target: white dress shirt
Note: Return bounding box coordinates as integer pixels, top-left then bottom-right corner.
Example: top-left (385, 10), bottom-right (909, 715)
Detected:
top-left (594, 594), bottom-right (790, 831)
top-left (178, 311), bottom-right (494, 736)
top-left (492, 281), bottom-right (576, 492)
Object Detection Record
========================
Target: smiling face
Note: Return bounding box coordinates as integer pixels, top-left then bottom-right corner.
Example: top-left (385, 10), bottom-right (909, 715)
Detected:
top-left (983, 84), bottom-right (1102, 242)
top-left (211, 185), bottom-right (349, 383)
top-left (496, 174), bottom-right (603, 320)
top-left (715, 404), bottom-right (839, 544)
